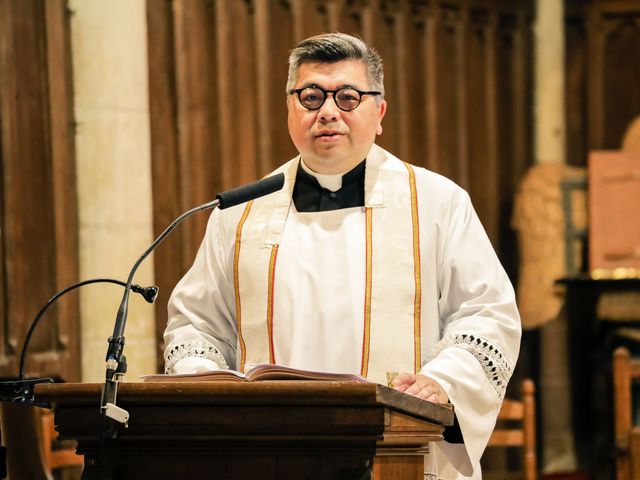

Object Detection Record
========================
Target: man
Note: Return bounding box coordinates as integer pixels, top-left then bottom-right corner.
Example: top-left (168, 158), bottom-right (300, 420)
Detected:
top-left (164, 32), bottom-right (521, 479)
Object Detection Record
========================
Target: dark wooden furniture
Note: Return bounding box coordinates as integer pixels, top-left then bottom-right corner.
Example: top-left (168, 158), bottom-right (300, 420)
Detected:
top-left (34, 380), bottom-right (454, 480)
top-left (486, 378), bottom-right (537, 480)
top-left (558, 276), bottom-right (640, 479)
top-left (0, 403), bottom-right (83, 480)
top-left (40, 408), bottom-right (84, 473)
top-left (613, 347), bottom-right (640, 480)
top-left (0, 403), bottom-right (52, 480)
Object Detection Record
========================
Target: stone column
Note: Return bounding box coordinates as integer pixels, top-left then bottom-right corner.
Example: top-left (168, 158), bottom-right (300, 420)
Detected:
top-left (534, 0), bottom-right (577, 472)
top-left (69, 0), bottom-right (156, 381)
top-left (535, 0), bottom-right (566, 166)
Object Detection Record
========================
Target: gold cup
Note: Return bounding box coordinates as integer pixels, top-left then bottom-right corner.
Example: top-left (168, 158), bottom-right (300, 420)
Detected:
top-left (386, 372), bottom-right (399, 388)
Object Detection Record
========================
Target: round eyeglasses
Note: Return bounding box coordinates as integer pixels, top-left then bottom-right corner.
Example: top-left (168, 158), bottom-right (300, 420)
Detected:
top-left (289, 86), bottom-right (381, 112)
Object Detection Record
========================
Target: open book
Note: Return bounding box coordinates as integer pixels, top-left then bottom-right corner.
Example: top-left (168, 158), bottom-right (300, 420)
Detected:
top-left (142, 363), bottom-right (370, 383)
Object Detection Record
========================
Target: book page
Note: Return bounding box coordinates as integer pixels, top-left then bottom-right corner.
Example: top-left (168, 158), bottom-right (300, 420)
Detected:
top-left (141, 369), bottom-right (246, 383)
top-left (245, 364), bottom-right (369, 383)
top-left (141, 364), bottom-right (369, 383)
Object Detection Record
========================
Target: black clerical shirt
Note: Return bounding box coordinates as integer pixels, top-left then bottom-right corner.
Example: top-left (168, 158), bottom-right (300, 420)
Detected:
top-left (292, 160), bottom-right (366, 212)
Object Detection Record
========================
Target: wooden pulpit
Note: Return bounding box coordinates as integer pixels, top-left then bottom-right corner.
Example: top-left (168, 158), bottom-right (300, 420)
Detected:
top-left (35, 381), bottom-right (454, 480)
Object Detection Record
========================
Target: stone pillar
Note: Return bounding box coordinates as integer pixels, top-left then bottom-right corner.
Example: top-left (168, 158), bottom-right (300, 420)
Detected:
top-left (535, 0), bottom-right (566, 166)
top-left (69, 0), bottom-right (156, 382)
top-left (534, 0), bottom-right (577, 472)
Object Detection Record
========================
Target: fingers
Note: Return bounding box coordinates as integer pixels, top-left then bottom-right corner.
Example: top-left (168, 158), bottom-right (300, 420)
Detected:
top-left (404, 381), bottom-right (434, 398)
top-left (391, 372), bottom-right (416, 386)
top-left (392, 373), bottom-right (448, 404)
top-left (390, 372), bottom-right (419, 393)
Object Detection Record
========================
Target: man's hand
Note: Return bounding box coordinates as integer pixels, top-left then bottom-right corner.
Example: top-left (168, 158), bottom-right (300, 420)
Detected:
top-left (391, 373), bottom-right (449, 404)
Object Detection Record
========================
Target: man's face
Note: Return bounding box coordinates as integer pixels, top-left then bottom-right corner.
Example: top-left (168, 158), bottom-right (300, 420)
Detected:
top-left (287, 60), bottom-right (387, 174)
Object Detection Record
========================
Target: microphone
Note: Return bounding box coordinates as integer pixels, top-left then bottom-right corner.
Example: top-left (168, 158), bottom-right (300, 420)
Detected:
top-left (101, 173), bottom-right (285, 424)
top-left (215, 172), bottom-right (285, 209)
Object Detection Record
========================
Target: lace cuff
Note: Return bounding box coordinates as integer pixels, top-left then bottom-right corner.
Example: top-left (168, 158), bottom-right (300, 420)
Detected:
top-left (164, 339), bottom-right (229, 374)
top-left (428, 334), bottom-right (512, 399)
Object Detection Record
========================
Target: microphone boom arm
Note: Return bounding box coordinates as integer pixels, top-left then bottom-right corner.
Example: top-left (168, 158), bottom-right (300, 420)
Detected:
top-left (104, 199), bottom-right (219, 371)
top-left (101, 199), bottom-right (220, 422)
top-left (101, 172), bottom-right (285, 423)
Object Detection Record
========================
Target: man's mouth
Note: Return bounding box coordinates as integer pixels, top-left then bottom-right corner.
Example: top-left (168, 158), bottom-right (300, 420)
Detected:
top-left (316, 131), bottom-right (343, 138)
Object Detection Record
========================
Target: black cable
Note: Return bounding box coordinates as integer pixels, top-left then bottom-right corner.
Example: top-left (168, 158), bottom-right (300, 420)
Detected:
top-left (19, 278), bottom-right (152, 380)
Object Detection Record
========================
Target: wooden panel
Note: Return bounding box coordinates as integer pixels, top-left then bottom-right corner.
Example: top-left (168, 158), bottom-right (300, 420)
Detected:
top-left (146, 0), bottom-right (183, 371)
top-left (496, 9), bottom-right (533, 265)
top-left (0, 0), bottom-right (55, 370)
top-left (216, 0), bottom-right (264, 189)
top-left (437, 5), bottom-right (462, 182)
top-left (371, 2), bottom-right (401, 156)
top-left (172, 0), bottom-right (220, 247)
top-left (508, 10), bottom-right (533, 202)
top-left (584, 1), bottom-right (640, 151)
top-left (565, 3), bottom-right (589, 167)
top-left (254, 0), bottom-right (275, 175)
top-left (254, 0), bottom-right (297, 175)
top-left (291, 0), bottom-right (329, 43)
top-left (215, 0), bottom-right (238, 190)
top-left (455, 5), bottom-right (470, 188)
top-left (373, 455), bottom-right (423, 480)
top-left (601, 16), bottom-right (640, 148)
top-left (467, 9), bottom-right (495, 240)
top-left (0, 0), bottom-right (79, 381)
top-left (0, 403), bottom-right (50, 479)
top-left (424, 4), bottom-right (441, 172)
top-left (402, 5), bottom-right (429, 169)
top-left (43, 0), bottom-right (80, 381)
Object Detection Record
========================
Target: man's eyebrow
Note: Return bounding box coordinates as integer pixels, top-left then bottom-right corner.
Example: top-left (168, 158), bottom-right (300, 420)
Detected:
top-left (297, 82), bottom-right (321, 89)
top-left (297, 82), bottom-right (360, 90)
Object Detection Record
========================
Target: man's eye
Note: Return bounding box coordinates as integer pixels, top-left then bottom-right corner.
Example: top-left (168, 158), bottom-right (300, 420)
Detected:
top-left (338, 91), bottom-right (358, 101)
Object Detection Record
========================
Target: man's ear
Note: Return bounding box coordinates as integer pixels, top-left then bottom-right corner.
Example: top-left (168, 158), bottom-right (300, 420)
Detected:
top-left (376, 100), bottom-right (387, 136)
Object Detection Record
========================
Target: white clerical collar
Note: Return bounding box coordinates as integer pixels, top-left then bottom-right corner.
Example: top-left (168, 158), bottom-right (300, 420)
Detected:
top-left (300, 159), bottom-right (344, 192)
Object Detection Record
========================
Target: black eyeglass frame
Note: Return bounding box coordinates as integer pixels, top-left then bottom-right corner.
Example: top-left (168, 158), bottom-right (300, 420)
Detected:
top-left (288, 86), bottom-right (382, 112)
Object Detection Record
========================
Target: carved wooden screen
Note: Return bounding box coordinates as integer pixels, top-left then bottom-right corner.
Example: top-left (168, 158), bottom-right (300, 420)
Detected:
top-left (147, 0), bottom-right (534, 371)
top-left (566, 0), bottom-right (640, 164)
top-left (0, 0), bottom-right (80, 381)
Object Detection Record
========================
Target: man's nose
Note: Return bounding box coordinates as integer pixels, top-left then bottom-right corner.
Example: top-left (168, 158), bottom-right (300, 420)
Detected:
top-left (318, 93), bottom-right (341, 121)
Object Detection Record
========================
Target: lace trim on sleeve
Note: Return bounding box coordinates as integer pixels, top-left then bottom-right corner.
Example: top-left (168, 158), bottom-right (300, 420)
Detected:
top-left (164, 339), bottom-right (229, 374)
top-left (428, 333), bottom-right (512, 399)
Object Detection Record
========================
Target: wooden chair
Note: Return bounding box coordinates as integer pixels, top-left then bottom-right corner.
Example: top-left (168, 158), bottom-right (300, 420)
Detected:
top-left (40, 408), bottom-right (84, 474)
top-left (0, 403), bottom-right (83, 479)
top-left (613, 347), bottom-right (640, 480)
top-left (486, 378), bottom-right (537, 480)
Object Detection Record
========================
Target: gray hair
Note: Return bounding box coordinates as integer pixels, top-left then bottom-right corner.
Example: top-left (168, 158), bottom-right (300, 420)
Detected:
top-left (286, 32), bottom-right (385, 98)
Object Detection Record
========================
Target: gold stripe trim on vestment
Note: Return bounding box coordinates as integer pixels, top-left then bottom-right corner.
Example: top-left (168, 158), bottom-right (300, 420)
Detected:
top-left (403, 162), bottom-right (423, 373)
top-left (361, 206), bottom-right (373, 377)
top-left (233, 200), bottom-right (254, 373)
top-left (266, 245), bottom-right (279, 364)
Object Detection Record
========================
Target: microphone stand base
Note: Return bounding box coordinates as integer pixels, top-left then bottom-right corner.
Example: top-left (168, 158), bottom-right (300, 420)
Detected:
top-left (0, 378), bottom-right (53, 408)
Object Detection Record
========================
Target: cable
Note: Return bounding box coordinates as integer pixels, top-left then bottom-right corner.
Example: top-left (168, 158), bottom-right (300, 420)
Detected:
top-left (18, 278), bottom-right (153, 380)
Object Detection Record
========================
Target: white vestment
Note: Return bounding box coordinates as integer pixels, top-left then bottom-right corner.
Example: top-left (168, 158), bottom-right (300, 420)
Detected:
top-left (164, 144), bottom-right (522, 479)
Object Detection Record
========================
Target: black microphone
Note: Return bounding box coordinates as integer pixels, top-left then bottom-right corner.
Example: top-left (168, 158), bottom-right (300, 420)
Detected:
top-left (215, 172), bottom-right (285, 209)
top-left (101, 173), bottom-right (286, 424)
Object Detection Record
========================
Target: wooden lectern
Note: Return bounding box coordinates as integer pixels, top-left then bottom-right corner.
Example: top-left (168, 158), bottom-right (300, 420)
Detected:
top-left (35, 381), bottom-right (454, 480)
